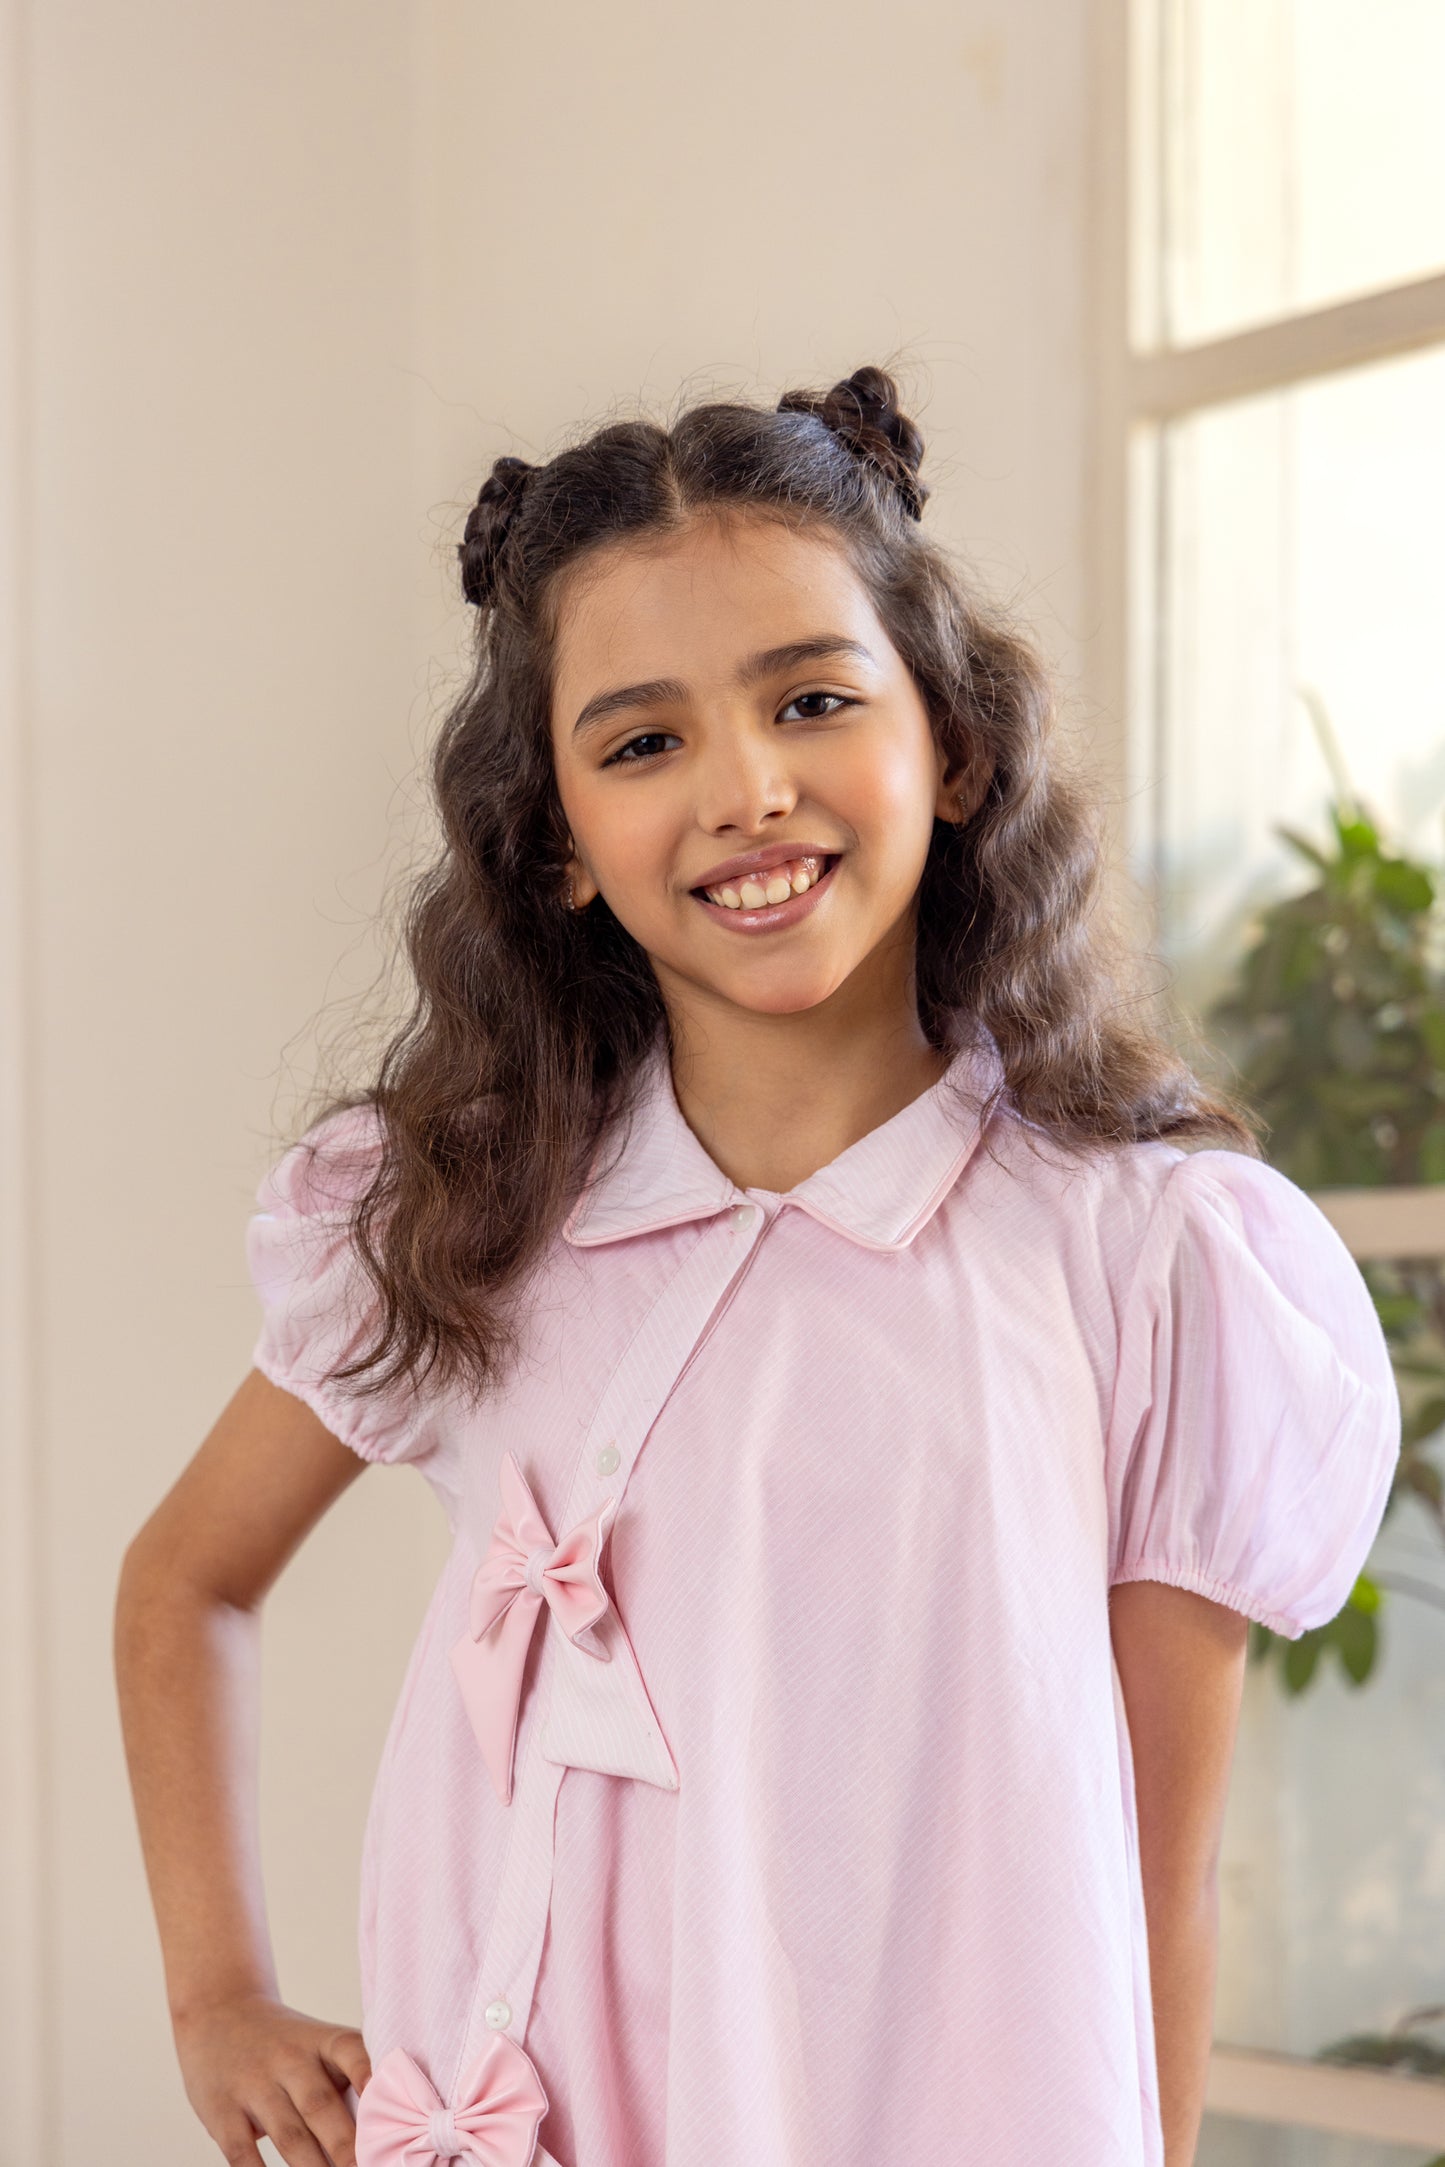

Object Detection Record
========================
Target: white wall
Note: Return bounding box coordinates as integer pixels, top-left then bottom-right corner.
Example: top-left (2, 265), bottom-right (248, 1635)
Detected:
top-left (1, 4), bottom-right (1103, 2159)
top-left (3, 7), bottom-right (446, 2160)
top-left (410, 1), bottom-right (1100, 685)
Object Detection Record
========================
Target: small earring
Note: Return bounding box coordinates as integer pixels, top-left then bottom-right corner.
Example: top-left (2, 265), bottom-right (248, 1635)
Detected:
top-left (563, 877), bottom-right (576, 911)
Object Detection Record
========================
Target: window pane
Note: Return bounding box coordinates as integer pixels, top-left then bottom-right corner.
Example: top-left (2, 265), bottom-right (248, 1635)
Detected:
top-left (1137, 336), bottom-right (1445, 2120)
top-left (1154, 0), bottom-right (1445, 345)
top-left (1142, 339), bottom-right (1445, 1022)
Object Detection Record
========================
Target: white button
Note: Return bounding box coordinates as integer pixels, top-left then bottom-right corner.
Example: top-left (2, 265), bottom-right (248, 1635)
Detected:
top-left (730, 1203), bottom-right (758, 1229)
top-left (484, 1998), bottom-right (512, 2030)
top-left (596, 1445), bottom-right (621, 1475)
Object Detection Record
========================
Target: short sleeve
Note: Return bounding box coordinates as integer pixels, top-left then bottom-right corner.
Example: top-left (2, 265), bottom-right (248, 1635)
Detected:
top-left (245, 1103), bottom-right (440, 1467)
top-left (1105, 1149), bottom-right (1400, 1639)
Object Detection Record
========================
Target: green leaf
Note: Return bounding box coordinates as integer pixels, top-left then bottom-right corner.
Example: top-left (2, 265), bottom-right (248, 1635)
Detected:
top-left (1374, 858), bottom-right (1435, 913)
top-left (1274, 824), bottom-right (1334, 873)
top-left (1372, 1289), bottom-right (1427, 1335)
top-left (1284, 1633), bottom-right (1323, 1693)
top-left (1349, 1572), bottom-right (1383, 1615)
top-left (1335, 813), bottom-right (1381, 859)
top-left (1330, 1601), bottom-right (1377, 1684)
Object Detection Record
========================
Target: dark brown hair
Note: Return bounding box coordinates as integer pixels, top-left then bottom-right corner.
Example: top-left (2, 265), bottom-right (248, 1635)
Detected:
top-left (292, 363), bottom-right (1259, 1410)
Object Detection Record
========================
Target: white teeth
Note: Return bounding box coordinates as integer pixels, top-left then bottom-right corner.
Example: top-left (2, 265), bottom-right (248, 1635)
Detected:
top-left (702, 855), bottom-right (829, 910)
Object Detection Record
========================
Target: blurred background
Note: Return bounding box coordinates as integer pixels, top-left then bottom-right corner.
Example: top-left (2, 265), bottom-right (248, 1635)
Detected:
top-left (3, 3), bottom-right (1445, 2162)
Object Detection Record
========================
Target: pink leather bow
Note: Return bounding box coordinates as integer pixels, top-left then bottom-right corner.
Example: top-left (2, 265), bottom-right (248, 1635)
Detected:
top-left (355, 2037), bottom-right (548, 2166)
top-left (451, 1450), bottom-right (615, 1804)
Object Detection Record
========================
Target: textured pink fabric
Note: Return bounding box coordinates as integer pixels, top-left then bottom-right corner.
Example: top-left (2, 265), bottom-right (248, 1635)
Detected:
top-left (246, 1026), bottom-right (1400, 2166)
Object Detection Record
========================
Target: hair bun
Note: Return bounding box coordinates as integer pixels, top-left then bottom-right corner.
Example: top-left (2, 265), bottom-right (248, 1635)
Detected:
top-left (777, 364), bottom-right (929, 520)
top-left (458, 454), bottom-right (538, 606)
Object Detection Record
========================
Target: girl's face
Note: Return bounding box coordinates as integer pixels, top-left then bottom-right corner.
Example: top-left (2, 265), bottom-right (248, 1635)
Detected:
top-left (548, 512), bottom-right (972, 1028)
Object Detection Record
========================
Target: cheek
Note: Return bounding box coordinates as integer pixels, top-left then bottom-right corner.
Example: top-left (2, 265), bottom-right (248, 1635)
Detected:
top-left (823, 725), bottom-right (938, 843)
top-left (576, 777), bottom-right (678, 890)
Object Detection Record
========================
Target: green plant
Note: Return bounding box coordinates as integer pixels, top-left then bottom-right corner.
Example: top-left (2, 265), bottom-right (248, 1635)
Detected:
top-left (1207, 802), bottom-right (1445, 1192)
top-left (1314, 2002), bottom-right (1445, 2078)
top-left (1202, 775), bottom-right (1445, 1696)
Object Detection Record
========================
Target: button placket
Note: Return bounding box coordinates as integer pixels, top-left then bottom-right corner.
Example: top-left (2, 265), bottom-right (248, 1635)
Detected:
top-left (450, 1202), bottom-right (767, 2093)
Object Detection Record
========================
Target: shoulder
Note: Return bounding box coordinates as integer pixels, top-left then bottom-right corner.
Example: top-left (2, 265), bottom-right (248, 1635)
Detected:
top-left (245, 1100), bottom-right (453, 1475)
top-left (985, 1114), bottom-right (1345, 1248)
top-left (1127, 1145), bottom-right (1367, 1306)
top-left (253, 1101), bottom-right (386, 1222)
top-left (962, 1118), bottom-right (1375, 1341)
top-left (1157, 1144), bottom-right (1346, 1247)
top-left (1109, 1143), bottom-right (1393, 1400)
top-left (963, 1109), bottom-right (1188, 1272)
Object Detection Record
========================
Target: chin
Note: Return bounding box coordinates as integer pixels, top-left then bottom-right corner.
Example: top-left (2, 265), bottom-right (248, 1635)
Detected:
top-left (711, 970), bottom-right (846, 1017)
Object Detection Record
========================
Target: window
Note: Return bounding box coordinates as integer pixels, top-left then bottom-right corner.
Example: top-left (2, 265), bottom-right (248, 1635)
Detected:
top-left (1119, 0), bottom-right (1445, 1021)
top-left (1095, 4), bottom-right (1445, 2156)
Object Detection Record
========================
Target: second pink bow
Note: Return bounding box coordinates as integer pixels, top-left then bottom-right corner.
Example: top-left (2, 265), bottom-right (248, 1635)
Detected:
top-left (451, 1450), bottom-right (615, 1804)
top-left (355, 2035), bottom-right (548, 2166)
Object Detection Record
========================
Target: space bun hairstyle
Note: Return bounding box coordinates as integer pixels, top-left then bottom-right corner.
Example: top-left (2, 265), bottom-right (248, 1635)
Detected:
top-left (458, 454), bottom-right (538, 607)
top-left (298, 361), bottom-right (1258, 1411)
top-left (453, 363), bottom-right (936, 622)
top-left (776, 364), bottom-right (929, 522)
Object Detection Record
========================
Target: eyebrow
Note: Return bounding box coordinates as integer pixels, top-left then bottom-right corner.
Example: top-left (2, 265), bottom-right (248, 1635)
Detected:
top-left (570, 636), bottom-right (879, 741)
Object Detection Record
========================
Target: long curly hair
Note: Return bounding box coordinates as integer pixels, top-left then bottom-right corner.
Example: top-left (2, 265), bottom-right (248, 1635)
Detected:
top-left (291, 362), bottom-right (1259, 1410)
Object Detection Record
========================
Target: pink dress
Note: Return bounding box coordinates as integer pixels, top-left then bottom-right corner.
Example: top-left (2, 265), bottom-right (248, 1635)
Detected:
top-left (245, 1026), bottom-right (1399, 2167)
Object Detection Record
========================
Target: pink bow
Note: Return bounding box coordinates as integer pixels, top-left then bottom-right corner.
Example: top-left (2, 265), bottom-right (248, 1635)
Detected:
top-left (451, 1450), bottom-right (615, 1804)
top-left (355, 2037), bottom-right (548, 2166)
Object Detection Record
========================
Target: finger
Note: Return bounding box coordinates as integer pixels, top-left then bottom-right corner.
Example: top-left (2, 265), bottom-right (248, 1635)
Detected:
top-left (212, 2116), bottom-right (267, 2167)
top-left (255, 2085), bottom-right (335, 2167)
top-left (285, 2074), bottom-right (361, 2167)
top-left (320, 2029), bottom-right (371, 2095)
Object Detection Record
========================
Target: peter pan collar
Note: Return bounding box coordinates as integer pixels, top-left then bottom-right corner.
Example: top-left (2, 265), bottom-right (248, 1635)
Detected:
top-left (561, 1021), bottom-right (1009, 1254)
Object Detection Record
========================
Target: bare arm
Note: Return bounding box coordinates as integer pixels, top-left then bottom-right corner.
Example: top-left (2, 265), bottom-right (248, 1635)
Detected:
top-left (1109, 1580), bottom-right (1250, 2167)
top-left (115, 1366), bottom-right (372, 2167)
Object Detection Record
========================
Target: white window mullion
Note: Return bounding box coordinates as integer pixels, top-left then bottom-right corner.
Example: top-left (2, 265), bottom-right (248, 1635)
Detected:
top-left (1132, 266), bottom-right (1445, 419)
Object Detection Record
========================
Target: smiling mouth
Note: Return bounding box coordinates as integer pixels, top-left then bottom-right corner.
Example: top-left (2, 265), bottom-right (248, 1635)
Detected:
top-left (689, 851), bottom-right (842, 927)
top-left (690, 852), bottom-right (840, 909)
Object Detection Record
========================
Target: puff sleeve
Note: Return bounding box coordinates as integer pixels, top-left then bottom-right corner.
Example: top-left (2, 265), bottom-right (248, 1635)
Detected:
top-left (1105, 1149), bottom-right (1401, 1639)
top-left (245, 1103), bottom-right (440, 1467)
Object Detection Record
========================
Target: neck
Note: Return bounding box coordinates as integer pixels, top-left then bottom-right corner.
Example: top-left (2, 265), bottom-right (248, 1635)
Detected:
top-left (655, 938), bottom-right (952, 1195)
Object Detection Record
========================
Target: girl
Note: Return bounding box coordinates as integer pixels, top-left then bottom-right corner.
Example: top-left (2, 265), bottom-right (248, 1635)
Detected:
top-left (115, 364), bottom-right (1400, 2167)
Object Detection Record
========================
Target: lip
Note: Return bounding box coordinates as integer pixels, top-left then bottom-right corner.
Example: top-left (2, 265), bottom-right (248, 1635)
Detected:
top-left (692, 852), bottom-right (842, 933)
top-left (688, 839), bottom-right (840, 891)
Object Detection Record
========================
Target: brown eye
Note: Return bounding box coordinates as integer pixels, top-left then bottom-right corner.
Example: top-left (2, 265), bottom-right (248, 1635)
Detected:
top-left (780, 692), bottom-right (853, 722)
top-left (603, 732), bottom-right (680, 768)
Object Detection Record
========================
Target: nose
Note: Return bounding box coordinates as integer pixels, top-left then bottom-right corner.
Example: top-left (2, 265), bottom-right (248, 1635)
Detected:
top-left (692, 717), bottom-right (799, 834)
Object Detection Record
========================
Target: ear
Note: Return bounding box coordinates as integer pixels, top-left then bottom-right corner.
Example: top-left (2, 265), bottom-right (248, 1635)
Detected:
top-left (934, 742), bottom-right (994, 826)
top-left (563, 839), bottom-right (600, 909)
